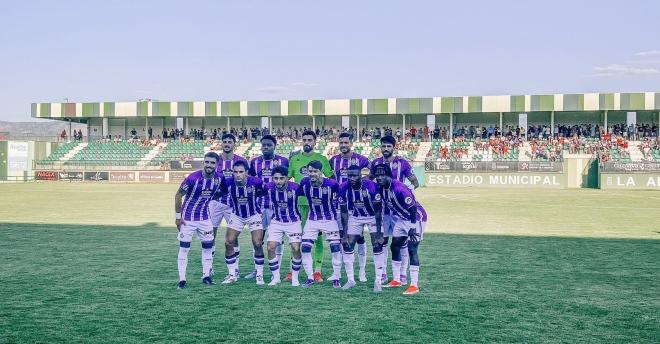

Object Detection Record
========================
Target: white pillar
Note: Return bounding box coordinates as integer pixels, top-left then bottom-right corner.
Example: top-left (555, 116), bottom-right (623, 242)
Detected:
top-left (402, 114), bottom-right (406, 135)
top-left (550, 111), bottom-right (554, 135)
top-left (356, 115), bottom-right (360, 141)
top-left (102, 118), bottom-right (109, 137)
top-left (604, 110), bottom-right (608, 134)
top-left (449, 113), bottom-right (453, 140)
top-left (312, 116), bottom-right (316, 131)
top-left (499, 112), bottom-right (503, 134)
top-left (68, 119), bottom-right (72, 141)
top-left (226, 117), bottom-right (230, 132)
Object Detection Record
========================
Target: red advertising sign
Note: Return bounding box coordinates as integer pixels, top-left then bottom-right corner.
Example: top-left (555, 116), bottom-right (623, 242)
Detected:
top-left (35, 170), bottom-right (58, 181)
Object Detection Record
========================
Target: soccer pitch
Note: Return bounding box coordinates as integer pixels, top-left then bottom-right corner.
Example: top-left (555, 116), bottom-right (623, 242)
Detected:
top-left (1, 183), bottom-right (658, 343)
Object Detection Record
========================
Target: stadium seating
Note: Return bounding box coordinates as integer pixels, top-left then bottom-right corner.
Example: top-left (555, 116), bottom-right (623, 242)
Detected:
top-left (65, 142), bottom-right (153, 166)
top-left (149, 141), bottom-right (206, 166)
top-left (36, 142), bottom-right (78, 164)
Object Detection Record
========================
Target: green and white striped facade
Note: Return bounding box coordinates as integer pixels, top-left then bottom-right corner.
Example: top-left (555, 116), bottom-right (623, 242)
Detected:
top-left (31, 92), bottom-right (660, 118)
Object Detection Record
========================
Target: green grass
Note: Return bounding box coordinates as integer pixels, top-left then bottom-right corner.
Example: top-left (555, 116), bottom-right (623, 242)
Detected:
top-left (0, 184), bottom-right (659, 343)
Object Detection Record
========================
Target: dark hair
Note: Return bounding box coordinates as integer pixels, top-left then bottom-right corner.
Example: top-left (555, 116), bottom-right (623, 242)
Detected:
top-left (261, 134), bottom-right (277, 146)
top-left (371, 163), bottom-right (393, 177)
top-left (306, 160), bottom-right (323, 170)
top-left (302, 130), bottom-right (317, 140)
top-left (339, 132), bottom-right (352, 140)
top-left (221, 133), bottom-right (236, 142)
top-left (204, 151), bottom-right (220, 162)
top-left (233, 160), bottom-right (249, 170)
top-left (272, 165), bottom-right (288, 177)
top-left (380, 135), bottom-right (396, 146)
top-left (347, 165), bottom-right (362, 172)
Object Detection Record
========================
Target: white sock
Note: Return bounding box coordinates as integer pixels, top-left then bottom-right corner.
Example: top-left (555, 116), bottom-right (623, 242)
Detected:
top-left (178, 246), bottom-right (190, 281)
top-left (391, 260), bottom-right (402, 282)
top-left (302, 251), bottom-right (314, 280)
top-left (225, 252), bottom-right (238, 276)
top-left (255, 254), bottom-right (265, 276)
top-left (343, 250), bottom-right (355, 283)
top-left (291, 258), bottom-right (302, 283)
top-left (358, 243), bottom-right (367, 274)
top-left (201, 247), bottom-right (213, 278)
top-left (331, 250), bottom-right (342, 280)
top-left (275, 243), bottom-right (284, 266)
top-left (268, 257), bottom-right (280, 281)
top-left (382, 242), bottom-right (390, 277)
top-left (376, 251), bottom-right (386, 284)
top-left (400, 244), bottom-right (409, 279)
top-left (410, 265), bottom-right (419, 287)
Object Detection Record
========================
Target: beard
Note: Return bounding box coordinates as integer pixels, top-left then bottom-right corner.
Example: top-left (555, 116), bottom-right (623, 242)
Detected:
top-left (303, 145), bottom-right (313, 153)
top-left (382, 150), bottom-right (392, 158)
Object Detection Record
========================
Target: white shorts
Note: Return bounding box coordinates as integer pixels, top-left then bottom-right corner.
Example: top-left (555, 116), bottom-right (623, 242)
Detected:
top-left (178, 219), bottom-right (215, 242)
top-left (262, 208), bottom-right (273, 230)
top-left (267, 220), bottom-right (302, 243)
top-left (383, 214), bottom-right (395, 237)
top-left (227, 213), bottom-right (264, 232)
top-left (392, 216), bottom-right (425, 241)
top-left (302, 219), bottom-right (340, 242)
top-left (347, 216), bottom-right (377, 236)
top-left (209, 200), bottom-right (233, 228)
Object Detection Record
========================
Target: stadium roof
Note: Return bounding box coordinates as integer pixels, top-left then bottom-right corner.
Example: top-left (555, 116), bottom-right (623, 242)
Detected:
top-left (32, 92), bottom-right (660, 120)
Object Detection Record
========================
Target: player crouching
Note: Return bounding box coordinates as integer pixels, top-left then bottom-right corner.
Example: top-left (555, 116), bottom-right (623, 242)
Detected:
top-left (264, 166), bottom-right (303, 286)
top-left (338, 165), bottom-right (385, 292)
top-left (221, 160), bottom-right (267, 285)
top-left (373, 163), bottom-right (426, 295)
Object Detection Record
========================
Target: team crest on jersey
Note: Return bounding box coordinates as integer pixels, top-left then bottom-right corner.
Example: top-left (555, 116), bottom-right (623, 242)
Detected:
top-left (273, 160), bottom-right (281, 167)
top-left (287, 191), bottom-right (294, 198)
top-left (362, 190), bottom-right (369, 197)
top-left (374, 194), bottom-right (382, 201)
top-left (405, 196), bottom-right (413, 204)
top-left (322, 188), bottom-right (328, 194)
top-left (392, 162), bottom-right (399, 169)
top-left (246, 186), bottom-right (254, 193)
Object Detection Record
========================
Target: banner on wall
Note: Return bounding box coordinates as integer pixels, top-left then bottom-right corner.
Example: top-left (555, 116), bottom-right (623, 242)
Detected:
top-left (600, 162), bottom-right (660, 173)
top-left (35, 170), bottom-right (58, 181)
top-left (424, 161), bottom-right (563, 172)
top-left (139, 172), bottom-right (165, 183)
top-left (169, 172), bottom-right (190, 183)
top-left (84, 171), bottom-right (109, 181)
top-left (426, 172), bottom-right (566, 188)
top-left (58, 171), bottom-right (83, 181)
top-left (109, 171), bottom-right (136, 182)
top-left (7, 141), bottom-right (29, 174)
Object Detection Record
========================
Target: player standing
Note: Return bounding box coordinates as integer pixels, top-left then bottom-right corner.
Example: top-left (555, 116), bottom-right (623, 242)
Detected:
top-left (369, 135), bottom-right (419, 284)
top-left (244, 134), bottom-right (289, 279)
top-left (338, 165), bottom-right (384, 292)
top-left (329, 132), bottom-right (370, 282)
top-left (174, 152), bottom-right (224, 288)
top-left (372, 163), bottom-right (426, 295)
top-left (209, 134), bottom-right (247, 275)
top-left (288, 130), bottom-right (333, 283)
top-left (220, 160), bottom-right (266, 285)
top-left (264, 165), bottom-right (303, 286)
top-left (298, 160), bottom-right (343, 288)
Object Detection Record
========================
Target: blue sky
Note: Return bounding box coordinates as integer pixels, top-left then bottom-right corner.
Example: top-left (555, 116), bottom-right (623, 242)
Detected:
top-left (1, 0), bottom-right (659, 121)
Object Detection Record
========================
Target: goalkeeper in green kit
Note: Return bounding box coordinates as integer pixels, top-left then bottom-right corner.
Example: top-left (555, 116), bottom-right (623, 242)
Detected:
top-left (286, 130), bottom-right (333, 283)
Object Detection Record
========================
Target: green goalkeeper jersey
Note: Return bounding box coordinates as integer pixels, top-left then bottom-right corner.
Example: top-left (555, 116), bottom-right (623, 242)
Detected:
top-left (288, 151), bottom-right (333, 205)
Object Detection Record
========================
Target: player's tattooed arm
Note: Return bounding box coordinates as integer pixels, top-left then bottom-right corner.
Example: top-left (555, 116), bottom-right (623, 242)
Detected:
top-left (340, 204), bottom-right (349, 241)
top-left (373, 202), bottom-right (384, 244)
top-left (174, 187), bottom-right (187, 231)
top-left (408, 174), bottom-right (420, 189)
top-left (407, 204), bottom-right (418, 243)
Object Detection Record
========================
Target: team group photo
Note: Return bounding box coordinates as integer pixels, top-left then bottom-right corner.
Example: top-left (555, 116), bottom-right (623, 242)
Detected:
top-left (1, 1), bottom-right (659, 343)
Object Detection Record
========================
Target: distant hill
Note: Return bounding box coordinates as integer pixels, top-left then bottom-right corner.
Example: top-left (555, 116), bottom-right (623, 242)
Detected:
top-left (0, 120), bottom-right (86, 138)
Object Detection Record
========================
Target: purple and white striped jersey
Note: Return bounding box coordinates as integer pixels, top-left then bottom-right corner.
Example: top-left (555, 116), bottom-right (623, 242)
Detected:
top-left (216, 154), bottom-right (248, 204)
top-left (265, 181), bottom-right (302, 223)
top-left (249, 155), bottom-right (289, 183)
top-left (179, 170), bottom-right (224, 221)
top-left (329, 153), bottom-right (369, 184)
top-left (224, 176), bottom-right (265, 218)
top-left (369, 156), bottom-right (414, 183)
top-left (417, 203), bottom-right (427, 222)
top-left (338, 178), bottom-right (381, 218)
top-left (299, 177), bottom-right (339, 221)
top-left (249, 155), bottom-right (289, 209)
top-left (379, 179), bottom-right (422, 219)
